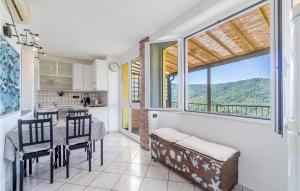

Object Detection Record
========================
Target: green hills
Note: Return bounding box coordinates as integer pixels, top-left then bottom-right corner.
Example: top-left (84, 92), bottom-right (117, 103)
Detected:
top-left (172, 78), bottom-right (270, 106)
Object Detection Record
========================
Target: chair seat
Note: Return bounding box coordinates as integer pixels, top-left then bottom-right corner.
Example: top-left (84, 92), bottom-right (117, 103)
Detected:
top-left (69, 142), bottom-right (90, 150)
top-left (23, 149), bottom-right (51, 160)
top-left (23, 143), bottom-right (50, 154)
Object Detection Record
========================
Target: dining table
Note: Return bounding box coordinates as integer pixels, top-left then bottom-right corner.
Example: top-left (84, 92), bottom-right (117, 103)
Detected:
top-left (4, 116), bottom-right (106, 191)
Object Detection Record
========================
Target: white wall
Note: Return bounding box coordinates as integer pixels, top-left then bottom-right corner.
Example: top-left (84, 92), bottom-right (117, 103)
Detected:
top-left (0, 1), bottom-right (22, 190)
top-left (0, 2), bottom-right (34, 190)
top-left (149, 111), bottom-right (287, 191)
top-left (107, 58), bottom-right (120, 132)
top-left (21, 47), bottom-right (35, 110)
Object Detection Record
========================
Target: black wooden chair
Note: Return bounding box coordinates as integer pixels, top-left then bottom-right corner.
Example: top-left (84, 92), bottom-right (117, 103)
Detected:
top-left (67, 109), bottom-right (95, 154)
top-left (35, 111), bottom-right (60, 167)
top-left (18, 118), bottom-right (54, 191)
top-left (36, 110), bottom-right (59, 121)
top-left (68, 109), bottom-right (88, 116)
top-left (64, 114), bottom-right (92, 178)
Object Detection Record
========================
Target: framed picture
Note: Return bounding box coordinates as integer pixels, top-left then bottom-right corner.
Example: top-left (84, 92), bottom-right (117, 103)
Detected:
top-left (0, 35), bottom-right (20, 116)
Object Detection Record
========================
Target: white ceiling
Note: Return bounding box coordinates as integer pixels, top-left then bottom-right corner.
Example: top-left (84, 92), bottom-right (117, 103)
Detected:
top-left (26, 0), bottom-right (220, 61)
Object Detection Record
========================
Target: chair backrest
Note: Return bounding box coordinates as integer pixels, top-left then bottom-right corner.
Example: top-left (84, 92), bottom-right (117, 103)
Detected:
top-left (18, 118), bottom-right (54, 152)
top-left (68, 109), bottom-right (88, 117)
top-left (36, 111), bottom-right (59, 121)
top-left (66, 114), bottom-right (92, 145)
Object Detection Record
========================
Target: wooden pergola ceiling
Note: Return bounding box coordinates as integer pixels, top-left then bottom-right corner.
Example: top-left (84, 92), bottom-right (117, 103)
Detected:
top-left (131, 58), bottom-right (141, 75)
top-left (165, 3), bottom-right (270, 74)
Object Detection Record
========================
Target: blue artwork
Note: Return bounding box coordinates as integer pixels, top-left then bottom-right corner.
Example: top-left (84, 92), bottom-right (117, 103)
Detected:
top-left (0, 35), bottom-right (20, 116)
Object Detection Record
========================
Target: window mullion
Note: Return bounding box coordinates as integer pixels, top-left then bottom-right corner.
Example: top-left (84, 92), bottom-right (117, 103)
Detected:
top-left (207, 67), bottom-right (212, 112)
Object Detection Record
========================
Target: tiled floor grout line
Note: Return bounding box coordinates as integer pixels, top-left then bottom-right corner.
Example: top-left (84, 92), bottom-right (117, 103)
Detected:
top-left (108, 150), bottom-right (148, 191)
top-left (30, 147), bottom-right (115, 190)
top-left (109, 152), bottom-right (133, 191)
top-left (54, 168), bottom-right (84, 191)
top-left (83, 156), bottom-right (116, 190)
top-left (138, 161), bottom-right (151, 191)
top-left (82, 149), bottom-right (135, 190)
top-left (25, 134), bottom-right (197, 191)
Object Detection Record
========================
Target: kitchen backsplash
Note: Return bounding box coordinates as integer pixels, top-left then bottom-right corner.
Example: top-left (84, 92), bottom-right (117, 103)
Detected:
top-left (35, 90), bottom-right (107, 108)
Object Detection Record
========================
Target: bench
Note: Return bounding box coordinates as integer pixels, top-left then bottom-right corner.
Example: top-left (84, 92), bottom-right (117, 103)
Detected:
top-left (150, 128), bottom-right (240, 191)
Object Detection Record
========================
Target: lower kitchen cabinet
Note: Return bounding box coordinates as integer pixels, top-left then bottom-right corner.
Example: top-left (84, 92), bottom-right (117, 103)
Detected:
top-left (88, 107), bottom-right (108, 131)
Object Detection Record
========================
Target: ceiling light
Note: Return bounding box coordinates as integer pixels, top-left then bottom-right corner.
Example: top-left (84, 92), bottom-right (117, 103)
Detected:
top-left (32, 47), bottom-right (38, 51)
top-left (35, 36), bottom-right (40, 40)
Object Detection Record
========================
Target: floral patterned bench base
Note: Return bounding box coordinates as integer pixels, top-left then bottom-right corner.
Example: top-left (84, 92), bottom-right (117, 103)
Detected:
top-left (150, 134), bottom-right (240, 191)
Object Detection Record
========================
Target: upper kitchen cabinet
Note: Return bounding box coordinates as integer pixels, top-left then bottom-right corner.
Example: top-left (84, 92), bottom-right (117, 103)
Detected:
top-left (91, 59), bottom-right (108, 91)
top-left (40, 60), bottom-right (57, 76)
top-left (39, 59), bottom-right (107, 91)
top-left (58, 62), bottom-right (73, 76)
top-left (39, 60), bottom-right (73, 90)
top-left (72, 63), bottom-right (84, 90)
top-left (83, 64), bottom-right (92, 91)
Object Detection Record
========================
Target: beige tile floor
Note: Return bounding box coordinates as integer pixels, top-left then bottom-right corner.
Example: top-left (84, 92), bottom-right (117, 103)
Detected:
top-left (21, 133), bottom-right (242, 191)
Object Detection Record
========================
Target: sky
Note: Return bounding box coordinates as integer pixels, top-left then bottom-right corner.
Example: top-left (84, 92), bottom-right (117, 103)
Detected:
top-left (187, 54), bottom-right (270, 84)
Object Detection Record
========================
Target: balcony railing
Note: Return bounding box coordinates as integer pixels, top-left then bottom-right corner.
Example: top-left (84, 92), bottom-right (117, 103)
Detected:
top-left (170, 102), bottom-right (271, 119)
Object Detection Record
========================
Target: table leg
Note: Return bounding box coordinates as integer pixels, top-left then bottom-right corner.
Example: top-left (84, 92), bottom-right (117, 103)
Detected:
top-left (24, 160), bottom-right (27, 177)
top-left (58, 145), bottom-right (61, 167)
top-left (101, 139), bottom-right (103, 166)
top-left (63, 145), bottom-right (66, 166)
top-left (54, 147), bottom-right (58, 169)
top-left (20, 160), bottom-right (24, 191)
top-left (12, 158), bottom-right (16, 191)
top-left (93, 140), bottom-right (96, 153)
top-left (29, 159), bottom-right (32, 175)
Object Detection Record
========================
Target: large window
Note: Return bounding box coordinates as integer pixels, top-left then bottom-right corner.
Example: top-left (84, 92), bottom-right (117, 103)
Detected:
top-left (185, 3), bottom-right (271, 119)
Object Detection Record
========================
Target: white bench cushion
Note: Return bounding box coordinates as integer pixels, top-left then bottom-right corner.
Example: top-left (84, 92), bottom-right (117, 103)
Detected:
top-left (177, 136), bottom-right (238, 162)
top-left (152, 128), bottom-right (191, 143)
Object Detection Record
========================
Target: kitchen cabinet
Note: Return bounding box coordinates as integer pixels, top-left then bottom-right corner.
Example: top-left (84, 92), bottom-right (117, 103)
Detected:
top-left (72, 63), bottom-right (84, 90)
top-left (58, 62), bottom-right (73, 76)
top-left (39, 59), bottom-right (107, 91)
top-left (39, 60), bottom-right (72, 90)
top-left (91, 59), bottom-right (108, 91)
top-left (88, 107), bottom-right (108, 131)
top-left (83, 64), bottom-right (92, 91)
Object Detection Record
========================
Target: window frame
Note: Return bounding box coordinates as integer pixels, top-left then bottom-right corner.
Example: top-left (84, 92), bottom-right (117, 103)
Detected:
top-left (183, 0), bottom-right (273, 120)
top-left (145, 39), bottom-right (184, 111)
top-left (131, 57), bottom-right (141, 103)
top-left (145, 0), bottom-right (284, 127)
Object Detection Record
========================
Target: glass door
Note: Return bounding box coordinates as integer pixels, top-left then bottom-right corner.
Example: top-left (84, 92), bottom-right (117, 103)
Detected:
top-left (121, 63), bottom-right (130, 132)
top-left (130, 57), bottom-right (141, 136)
top-left (120, 57), bottom-right (141, 139)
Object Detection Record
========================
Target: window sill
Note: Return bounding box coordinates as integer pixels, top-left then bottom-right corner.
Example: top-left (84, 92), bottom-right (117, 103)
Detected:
top-left (151, 109), bottom-right (272, 125)
top-left (148, 108), bottom-right (182, 112)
